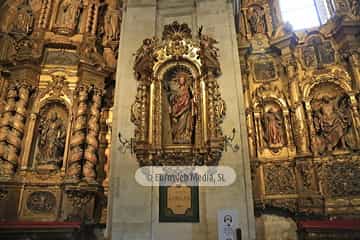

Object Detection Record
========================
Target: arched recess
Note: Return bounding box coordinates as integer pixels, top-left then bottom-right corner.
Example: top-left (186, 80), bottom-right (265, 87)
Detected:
top-left (253, 84), bottom-right (296, 160)
top-left (131, 21), bottom-right (226, 166)
top-left (154, 60), bottom-right (202, 146)
top-left (243, 2), bottom-right (273, 37)
top-left (51, 0), bottom-right (84, 35)
top-left (20, 74), bottom-right (74, 172)
top-left (303, 79), bottom-right (360, 155)
top-left (28, 100), bottom-right (71, 171)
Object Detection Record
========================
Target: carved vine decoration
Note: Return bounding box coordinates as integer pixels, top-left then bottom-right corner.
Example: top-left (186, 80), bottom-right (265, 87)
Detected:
top-left (265, 199), bottom-right (297, 213)
top-left (0, 34), bottom-right (40, 64)
top-left (65, 190), bottom-right (94, 222)
top-left (66, 190), bottom-right (93, 209)
top-left (316, 159), bottom-right (360, 197)
top-left (264, 163), bottom-right (296, 195)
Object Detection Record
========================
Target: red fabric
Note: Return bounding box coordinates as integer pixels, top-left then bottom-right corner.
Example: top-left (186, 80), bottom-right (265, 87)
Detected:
top-left (0, 221), bottom-right (81, 230)
top-left (172, 86), bottom-right (191, 116)
top-left (298, 220), bottom-right (360, 230)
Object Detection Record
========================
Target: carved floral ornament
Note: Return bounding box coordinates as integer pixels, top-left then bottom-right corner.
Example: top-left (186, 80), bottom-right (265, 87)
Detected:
top-left (38, 75), bottom-right (72, 103)
top-left (131, 21), bottom-right (226, 166)
top-left (26, 191), bottom-right (56, 214)
top-left (66, 190), bottom-right (93, 209)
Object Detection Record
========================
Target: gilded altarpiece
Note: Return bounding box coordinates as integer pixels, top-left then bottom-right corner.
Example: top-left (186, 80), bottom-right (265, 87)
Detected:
top-left (239, 0), bottom-right (360, 226)
top-left (131, 22), bottom-right (226, 221)
top-left (0, 0), bottom-right (120, 229)
top-left (132, 21), bottom-right (226, 167)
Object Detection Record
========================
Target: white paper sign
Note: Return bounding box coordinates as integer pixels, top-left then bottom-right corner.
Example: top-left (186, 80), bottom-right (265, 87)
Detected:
top-left (218, 209), bottom-right (239, 240)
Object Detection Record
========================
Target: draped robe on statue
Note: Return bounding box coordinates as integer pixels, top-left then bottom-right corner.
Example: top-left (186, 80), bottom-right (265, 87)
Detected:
top-left (168, 73), bottom-right (194, 144)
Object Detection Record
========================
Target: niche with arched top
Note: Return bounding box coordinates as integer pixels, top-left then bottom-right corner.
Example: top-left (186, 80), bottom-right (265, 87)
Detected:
top-left (29, 101), bottom-right (69, 170)
top-left (160, 64), bottom-right (200, 145)
top-left (252, 84), bottom-right (296, 159)
top-left (308, 82), bottom-right (357, 154)
top-left (131, 22), bottom-right (226, 166)
top-left (261, 101), bottom-right (287, 150)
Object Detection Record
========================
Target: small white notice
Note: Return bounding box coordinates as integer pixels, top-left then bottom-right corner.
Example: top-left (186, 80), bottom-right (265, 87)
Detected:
top-left (218, 209), bottom-right (239, 240)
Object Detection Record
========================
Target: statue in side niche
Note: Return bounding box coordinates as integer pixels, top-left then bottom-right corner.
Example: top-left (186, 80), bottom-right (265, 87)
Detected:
top-left (262, 107), bottom-right (284, 148)
top-left (247, 6), bottom-right (266, 34)
top-left (36, 112), bottom-right (66, 169)
top-left (104, 10), bottom-right (122, 42)
top-left (55, 0), bottom-right (83, 31)
top-left (11, 0), bottom-right (34, 35)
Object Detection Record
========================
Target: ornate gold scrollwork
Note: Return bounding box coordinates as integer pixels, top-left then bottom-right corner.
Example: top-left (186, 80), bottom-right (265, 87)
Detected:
top-left (131, 21), bottom-right (226, 166)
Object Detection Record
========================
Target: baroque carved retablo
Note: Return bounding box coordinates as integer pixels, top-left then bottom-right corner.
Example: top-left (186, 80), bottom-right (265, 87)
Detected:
top-left (131, 22), bottom-right (225, 166)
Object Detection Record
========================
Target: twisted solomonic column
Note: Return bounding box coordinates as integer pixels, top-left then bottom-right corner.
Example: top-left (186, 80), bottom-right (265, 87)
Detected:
top-left (83, 89), bottom-right (102, 182)
top-left (7, 85), bottom-right (31, 174)
top-left (0, 85), bottom-right (17, 176)
top-left (67, 87), bottom-right (89, 181)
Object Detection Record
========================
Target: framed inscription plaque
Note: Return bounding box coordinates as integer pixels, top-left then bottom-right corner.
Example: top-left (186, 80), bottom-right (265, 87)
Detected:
top-left (159, 185), bottom-right (199, 222)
